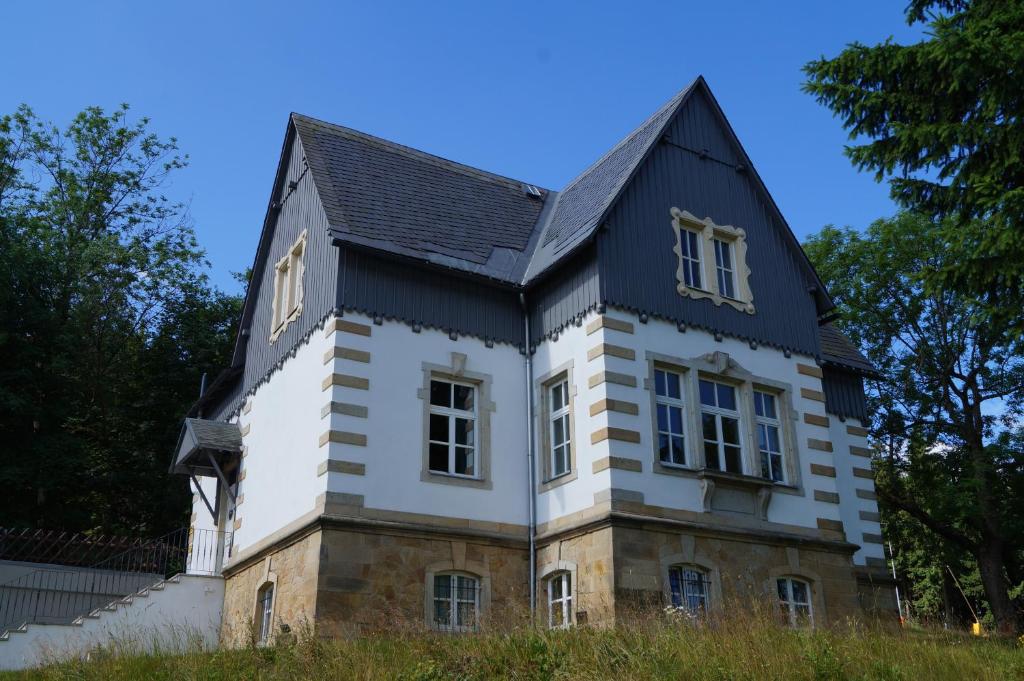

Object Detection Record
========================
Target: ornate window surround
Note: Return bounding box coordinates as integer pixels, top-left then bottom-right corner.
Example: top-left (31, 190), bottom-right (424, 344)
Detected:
top-left (643, 350), bottom-right (803, 497)
top-left (417, 353), bottom-right (495, 489)
top-left (269, 229), bottom-right (308, 342)
top-left (670, 208), bottom-right (754, 314)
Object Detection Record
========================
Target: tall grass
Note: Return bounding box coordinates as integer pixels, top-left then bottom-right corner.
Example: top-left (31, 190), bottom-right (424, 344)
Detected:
top-left (4, 601), bottom-right (1021, 681)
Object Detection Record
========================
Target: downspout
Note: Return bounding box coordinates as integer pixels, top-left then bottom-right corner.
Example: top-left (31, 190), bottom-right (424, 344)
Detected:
top-left (519, 292), bottom-right (537, 621)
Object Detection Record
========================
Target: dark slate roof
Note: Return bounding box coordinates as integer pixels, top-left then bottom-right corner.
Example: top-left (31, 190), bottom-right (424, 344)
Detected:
top-left (819, 324), bottom-right (876, 374)
top-left (293, 114), bottom-right (550, 283)
top-left (524, 83), bottom-right (696, 280)
top-left (170, 418), bottom-right (243, 475)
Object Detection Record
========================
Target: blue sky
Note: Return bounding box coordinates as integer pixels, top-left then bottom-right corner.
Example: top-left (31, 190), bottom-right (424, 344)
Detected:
top-left (1, 1), bottom-right (922, 293)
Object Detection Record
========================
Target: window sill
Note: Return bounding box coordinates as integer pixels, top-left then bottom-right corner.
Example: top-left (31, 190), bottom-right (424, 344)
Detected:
top-left (420, 469), bottom-right (492, 490)
top-left (539, 468), bottom-right (578, 493)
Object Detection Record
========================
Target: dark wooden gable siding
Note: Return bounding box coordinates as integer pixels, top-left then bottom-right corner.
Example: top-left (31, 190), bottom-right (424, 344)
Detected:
top-left (238, 130), bottom-right (338, 407)
top-left (596, 88), bottom-right (822, 356)
top-left (528, 246), bottom-right (601, 347)
top-left (822, 367), bottom-right (869, 423)
top-left (337, 248), bottom-right (524, 347)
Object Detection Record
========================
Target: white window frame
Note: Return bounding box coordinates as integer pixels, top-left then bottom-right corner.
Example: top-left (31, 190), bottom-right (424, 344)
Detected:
top-left (432, 572), bottom-right (480, 632)
top-left (668, 565), bottom-right (709, 613)
top-left (547, 571), bottom-right (573, 629)
top-left (256, 582), bottom-right (274, 644)
top-left (427, 379), bottom-right (479, 479)
top-left (777, 577), bottom-right (813, 627)
top-left (655, 368), bottom-right (687, 467)
top-left (269, 230), bottom-right (307, 341)
top-left (713, 237), bottom-right (737, 300)
top-left (699, 379), bottom-right (744, 474)
top-left (754, 390), bottom-right (785, 483)
top-left (679, 227), bottom-right (704, 290)
top-left (549, 379), bottom-right (572, 478)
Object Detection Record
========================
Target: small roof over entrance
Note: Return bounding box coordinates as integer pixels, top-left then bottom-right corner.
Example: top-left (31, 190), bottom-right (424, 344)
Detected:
top-left (170, 418), bottom-right (243, 477)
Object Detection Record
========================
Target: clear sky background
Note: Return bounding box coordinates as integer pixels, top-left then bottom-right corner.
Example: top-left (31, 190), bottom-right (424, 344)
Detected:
top-left (1, 1), bottom-right (923, 293)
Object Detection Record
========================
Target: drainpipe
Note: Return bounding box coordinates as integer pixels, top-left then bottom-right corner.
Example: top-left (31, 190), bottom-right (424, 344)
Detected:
top-left (519, 293), bottom-right (537, 621)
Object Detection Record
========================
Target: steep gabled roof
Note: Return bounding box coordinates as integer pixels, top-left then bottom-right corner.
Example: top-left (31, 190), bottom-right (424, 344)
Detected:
top-left (293, 114), bottom-right (551, 283)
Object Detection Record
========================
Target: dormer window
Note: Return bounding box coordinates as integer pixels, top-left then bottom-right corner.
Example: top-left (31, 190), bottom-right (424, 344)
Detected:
top-left (670, 208), bottom-right (754, 313)
top-left (270, 230), bottom-right (307, 342)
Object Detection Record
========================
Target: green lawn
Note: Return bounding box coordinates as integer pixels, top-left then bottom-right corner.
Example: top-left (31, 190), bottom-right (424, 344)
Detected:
top-left (3, 616), bottom-right (1021, 681)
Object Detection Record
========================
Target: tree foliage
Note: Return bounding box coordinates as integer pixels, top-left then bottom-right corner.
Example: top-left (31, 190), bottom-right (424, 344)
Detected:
top-left (803, 0), bottom-right (1024, 334)
top-left (0, 105), bottom-right (241, 535)
top-left (804, 213), bottom-right (1023, 633)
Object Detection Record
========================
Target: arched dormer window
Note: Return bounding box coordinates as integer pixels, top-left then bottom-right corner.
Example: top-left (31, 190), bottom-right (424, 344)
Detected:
top-left (668, 565), bottom-right (709, 613)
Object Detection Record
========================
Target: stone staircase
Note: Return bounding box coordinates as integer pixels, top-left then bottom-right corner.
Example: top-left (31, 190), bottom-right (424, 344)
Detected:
top-left (0, 573), bottom-right (224, 671)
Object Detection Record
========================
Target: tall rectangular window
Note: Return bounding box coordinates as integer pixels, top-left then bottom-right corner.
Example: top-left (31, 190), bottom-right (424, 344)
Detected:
top-left (713, 238), bottom-right (736, 299)
top-left (547, 572), bottom-right (573, 629)
top-left (699, 379), bottom-right (743, 474)
top-left (549, 380), bottom-right (571, 477)
top-left (256, 583), bottom-right (274, 644)
top-left (755, 390), bottom-right (784, 482)
top-left (680, 229), bottom-right (703, 289)
top-left (655, 368), bottom-right (686, 466)
top-left (777, 577), bottom-right (812, 627)
top-left (428, 380), bottom-right (477, 477)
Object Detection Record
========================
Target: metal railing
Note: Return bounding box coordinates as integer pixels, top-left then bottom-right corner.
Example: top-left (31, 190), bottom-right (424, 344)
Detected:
top-left (0, 527), bottom-right (229, 633)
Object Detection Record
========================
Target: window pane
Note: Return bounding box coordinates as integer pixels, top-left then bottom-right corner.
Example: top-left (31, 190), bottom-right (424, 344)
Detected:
top-left (551, 575), bottom-right (563, 599)
top-left (757, 423), bottom-right (768, 451)
top-left (666, 372), bottom-right (681, 399)
top-left (553, 446), bottom-right (568, 476)
top-left (551, 383), bottom-right (564, 411)
top-left (770, 453), bottom-right (784, 482)
top-left (716, 384), bottom-right (736, 411)
top-left (455, 447), bottom-right (475, 476)
top-left (553, 416), bottom-right (565, 447)
top-left (760, 451), bottom-right (770, 479)
top-left (704, 442), bottom-right (721, 470)
top-left (659, 434), bottom-right (671, 463)
top-left (761, 393), bottom-right (776, 419)
top-left (435, 575), bottom-right (451, 599)
top-left (669, 568), bottom-right (683, 607)
top-left (777, 579), bottom-right (788, 602)
top-left (791, 580), bottom-right (809, 605)
top-left (453, 384), bottom-right (474, 411)
top-left (429, 414), bottom-right (449, 443)
top-left (689, 261), bottom-right (702, 289)
top-left (455, 418), bottom-right (474, 447)
top-left (702, 412), bottom-right (717, 440)
top-left (699, 380), bottom-right (716, 406)
top-left (767, 426), bottom-right (780, 452)
top-left (671, 436), bottom-right (686, 464)
top-left (657, 404), bottom-right (669, 432)
top-left (655, 370), bottom-right (666, 397)
top-left (669, 406), bottom-right (683, 434)
top-left (721, 417), bottom-right (740, 444)
top-left (434, 599), bottom-right (451, 626)
top-left (724, 446), bottom-right (742, 473)
top-left (430, 380), bottom-right (451, 407)
top-left (429, 443), bottom-right (449, 472)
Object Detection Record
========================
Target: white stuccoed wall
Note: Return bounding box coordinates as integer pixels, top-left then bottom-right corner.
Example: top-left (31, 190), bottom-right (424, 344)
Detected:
top-left (323, 312), bottom-right (529, 525)
top-left (0, 575), bottom-right (223, 671)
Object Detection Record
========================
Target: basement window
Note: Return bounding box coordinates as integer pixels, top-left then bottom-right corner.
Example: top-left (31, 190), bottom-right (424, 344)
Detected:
top-left (256, 582), bottom-right (275, 644)
top-left (547, 572), bottom-right (573, 629)
top-left (270, 230), bottom-right (307, 342)
top-left (777, 577), bottom-right (813, 627)
top-left (668, 565), bottom-right (709, 613)
top-left (432, 573), bottom-right (479, 632)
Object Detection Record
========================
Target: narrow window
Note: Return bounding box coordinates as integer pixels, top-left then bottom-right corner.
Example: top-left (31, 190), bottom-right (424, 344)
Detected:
top-left (428, 379), bottom-right (477, 477)
top-left (654, 368), bottom-right (686, 466)
top-left (433, 573), bottom-right (479, 631)
top-left (547, 572), bottom-right (573, 628)
top-left (699, 379), bottom-right (743, 474)
top-left (777, 577), bottom-right (813, 627)
top-left (668, 566), bottom-right (709, 613)
top-left (272, 260), bottom-right (289, 330)
top-left (549, 380), bottom-right (571, 478)
top-left (286, 239), bottom-right (304, 314)
top-left (754, 391), bottom-right (784, 482)
top-left (256, 583), bottom-right (274, 644)
top-left (713, 238), bottom-right (736, 299)
top-left (680, 229), bottom-right (703, 289)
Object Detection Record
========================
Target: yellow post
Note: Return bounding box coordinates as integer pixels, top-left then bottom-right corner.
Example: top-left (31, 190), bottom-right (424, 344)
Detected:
top-left (971, 621), bottom-right (982, 636)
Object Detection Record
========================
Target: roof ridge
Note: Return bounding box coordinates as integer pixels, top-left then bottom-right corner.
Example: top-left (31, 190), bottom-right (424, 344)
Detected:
top-left (559, 79), bottom-right (696, 194)
top-left (291, 112), bottom-right (551, 195)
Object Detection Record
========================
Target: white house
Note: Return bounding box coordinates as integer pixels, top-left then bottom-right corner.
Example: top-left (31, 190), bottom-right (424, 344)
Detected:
top-left (173, 76), bottom-right (896, 644)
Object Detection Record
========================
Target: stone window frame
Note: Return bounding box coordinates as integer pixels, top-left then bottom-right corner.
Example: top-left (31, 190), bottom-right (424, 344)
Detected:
top-left (417, 353), bottom-right (495, 490)
top-left (658, 542), bottom-right (722, 612)
top-left (765, 552), bottom-right (827, 628)
top-left (269, 229), bottom-right (307, 342)
top-left (644, 351), bottom-right (803, 495)
top-left (538, 559), bottom-right (578, 629)
top-left (670, 208), bottom-right (754, 314)
top-left (424, 558), bottom-right (491, 633)
top-left (536, 360), bottom-right (578, 493)
top-left (252, 559), bottom-right (278, 646)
